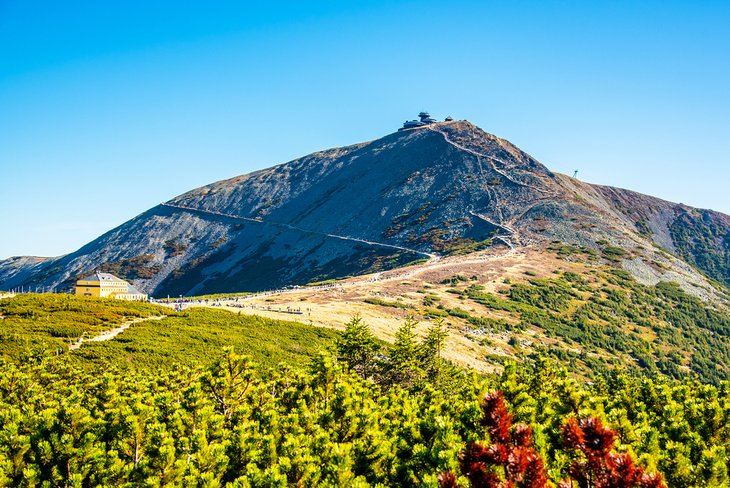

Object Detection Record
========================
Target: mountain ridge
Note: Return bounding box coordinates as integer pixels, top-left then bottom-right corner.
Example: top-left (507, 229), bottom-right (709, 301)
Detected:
top-left (1, 119), bottom-right (728, 298)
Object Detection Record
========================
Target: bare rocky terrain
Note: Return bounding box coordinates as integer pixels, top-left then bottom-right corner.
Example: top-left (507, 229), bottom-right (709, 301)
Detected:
top-left (1, 120), bottom-right (728, 298)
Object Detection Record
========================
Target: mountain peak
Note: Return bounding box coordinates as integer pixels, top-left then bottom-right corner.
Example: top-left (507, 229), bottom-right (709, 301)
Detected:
top-left (1, 118), bottom-right (728, 299)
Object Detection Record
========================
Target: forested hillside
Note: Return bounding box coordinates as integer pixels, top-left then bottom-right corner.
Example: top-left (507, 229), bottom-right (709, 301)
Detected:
top-left (1, 347), bottom-right (728, 486)
top-left (1, 295), bottom-right (729, 486)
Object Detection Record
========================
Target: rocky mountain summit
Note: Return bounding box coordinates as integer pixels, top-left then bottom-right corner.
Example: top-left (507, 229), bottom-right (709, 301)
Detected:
top-left (1, 119), bottom-right (728, 297)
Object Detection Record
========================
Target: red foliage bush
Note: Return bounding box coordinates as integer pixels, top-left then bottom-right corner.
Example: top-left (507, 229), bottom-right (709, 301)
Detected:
top-left (440, 391), bottom-right (548, 488)
top-left (559, 417), bottom-right (666, 488)
top-left (439, 392), bottom-right (666, 488)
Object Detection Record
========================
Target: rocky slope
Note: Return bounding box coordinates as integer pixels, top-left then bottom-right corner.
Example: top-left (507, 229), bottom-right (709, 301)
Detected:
top-left (1, 120), bottom-right (728, 297)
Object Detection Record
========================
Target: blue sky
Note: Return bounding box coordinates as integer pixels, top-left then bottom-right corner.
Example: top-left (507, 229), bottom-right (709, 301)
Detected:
top-left (1, 0), bottom-right (728, 259)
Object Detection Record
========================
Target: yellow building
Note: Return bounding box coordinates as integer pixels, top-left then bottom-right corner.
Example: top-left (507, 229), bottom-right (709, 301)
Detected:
top-left (75, 272), bottom-right (148, 301)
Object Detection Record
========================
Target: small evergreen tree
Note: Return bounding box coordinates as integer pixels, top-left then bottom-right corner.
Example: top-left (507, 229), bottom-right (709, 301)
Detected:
top-left (336, 315), bottom-right (380, 379)
top-left (202, 347), bottom-right (258, 424)
top-left (383, 315), bottom-right (424, 389)
top-left (420, 318), bottom-right (448, 384)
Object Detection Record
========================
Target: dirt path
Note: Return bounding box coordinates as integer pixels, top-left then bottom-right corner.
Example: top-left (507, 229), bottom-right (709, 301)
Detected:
top-left (161, 202), bottom-right (438, 261)
top-left (244, 245), bottom-right (520, 299)
top-left (68, 315), bottom-right (166, 351)
top-left (156, 247), bottom-right (518, 308)
top-left (426, 124), bottom-right (558, 196)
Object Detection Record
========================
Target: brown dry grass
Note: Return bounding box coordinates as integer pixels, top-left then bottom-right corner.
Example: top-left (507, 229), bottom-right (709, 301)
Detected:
top-left (186, 246), bottom-right (597, 373)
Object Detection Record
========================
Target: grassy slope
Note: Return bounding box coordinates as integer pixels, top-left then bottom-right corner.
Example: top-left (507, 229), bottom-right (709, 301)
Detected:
top-left (456, 267), bottom-right (730, 383)
top-left (69, 308), bottom-right (340, 370)
top-left (4, 248), bottom-right (730, 385)
top-left (0, 294), bottom-right (165, 359)
top-left (669, 208), bottom-right (730, 288)
top-left (0, 294), bottom-right (339, 371)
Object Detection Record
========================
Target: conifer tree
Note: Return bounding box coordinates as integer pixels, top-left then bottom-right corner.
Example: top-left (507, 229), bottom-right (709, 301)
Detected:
top-left (383, 315), bottom-right (424, 389)
top-left (202, 347), bottom-right (258, 424)
top-left (420, 318), bottom-right (448, 384)
top-left (336, 315), bottom-right (380, 379)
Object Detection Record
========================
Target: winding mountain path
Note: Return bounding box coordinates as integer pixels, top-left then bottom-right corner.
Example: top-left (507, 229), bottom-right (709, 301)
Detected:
top-left (426, 124), bottom-right (557, 196)
top-left (161, 202), bottom-right (439, 261)
top-left (424, 123), bottom-right (559, 247)
top-left (68, 315), bottom-right (166, 351)
top-left (172, 245), bottom-right (520, 307)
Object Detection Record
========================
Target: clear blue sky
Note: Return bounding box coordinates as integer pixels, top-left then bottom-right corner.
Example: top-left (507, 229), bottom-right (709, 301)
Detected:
top-left (1, 0), bottom-right (729, 259)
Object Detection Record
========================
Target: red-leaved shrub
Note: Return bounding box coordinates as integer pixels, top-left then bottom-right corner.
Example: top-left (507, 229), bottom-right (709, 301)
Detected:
top-left (439, 392), bottom-right (666, 488)
top-left (559, 417), bottom-right (665, 488)
top-left (439, 391), bottom-right (548, 488)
